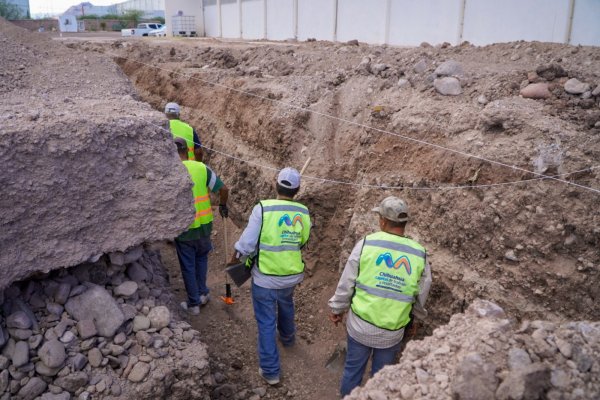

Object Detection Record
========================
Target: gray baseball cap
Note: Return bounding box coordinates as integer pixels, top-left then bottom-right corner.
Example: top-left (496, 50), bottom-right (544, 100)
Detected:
top-left (372, 196), bottom-right (410, 222)
top-left (164, 102), bottom-right (180, 114)
top-left (277, 167), bottom-right (301, 189)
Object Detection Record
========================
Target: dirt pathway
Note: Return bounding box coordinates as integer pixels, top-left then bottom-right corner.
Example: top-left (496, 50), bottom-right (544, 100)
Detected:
top-left (157, 216), bottom-right (343, 400)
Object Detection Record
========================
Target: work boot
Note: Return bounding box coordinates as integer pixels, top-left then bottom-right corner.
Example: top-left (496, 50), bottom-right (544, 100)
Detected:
top-left (180, 302), bottom-right (200, 316)
top-left (200, 294), bottom-right (210, 306)
top-left (258, 368), bottom-right (280, 385)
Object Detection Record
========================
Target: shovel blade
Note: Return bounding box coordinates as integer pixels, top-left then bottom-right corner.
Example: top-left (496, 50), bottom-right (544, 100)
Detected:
top-left (325, 340), bottom-right (347, 372)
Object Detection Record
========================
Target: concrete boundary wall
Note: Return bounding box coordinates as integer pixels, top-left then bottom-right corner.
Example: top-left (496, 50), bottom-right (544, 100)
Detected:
top-left (165, 0), bottom-right (599, 46)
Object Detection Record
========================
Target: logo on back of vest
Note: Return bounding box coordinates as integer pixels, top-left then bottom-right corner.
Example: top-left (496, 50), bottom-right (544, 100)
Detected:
top-left (278, 214), bottom-right (303, 229)
top-left (376, 253), bottom-right (412, 275)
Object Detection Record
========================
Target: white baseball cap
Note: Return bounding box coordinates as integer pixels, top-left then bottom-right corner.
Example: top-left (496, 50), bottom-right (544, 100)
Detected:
top-left (277, 167), bottom-right (301, 189)
top-left (164, 102), bottom-right (180, 114)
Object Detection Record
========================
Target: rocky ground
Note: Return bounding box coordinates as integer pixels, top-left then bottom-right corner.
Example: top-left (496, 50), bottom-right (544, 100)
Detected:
top-left (1, 21), bottom-right (599, 400)
top-left (0, 246), bottom-right (213, 400)
top-left (346, 300), bottom-right (600, 400)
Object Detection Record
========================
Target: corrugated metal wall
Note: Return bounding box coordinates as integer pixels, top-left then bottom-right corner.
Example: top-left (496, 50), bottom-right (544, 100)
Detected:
top-left (166, 0), bottom-right (600, 46)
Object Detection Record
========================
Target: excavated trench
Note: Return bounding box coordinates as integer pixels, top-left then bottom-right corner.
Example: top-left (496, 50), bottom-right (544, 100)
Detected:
top-left (109, 37), bottom-right (599, 399)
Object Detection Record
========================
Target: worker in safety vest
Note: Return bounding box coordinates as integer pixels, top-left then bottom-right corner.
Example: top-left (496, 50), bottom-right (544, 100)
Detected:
top-left (231, 167), bottom-right (311, 386)
top-left (328, 196), bottom-right (432, 397)
top-left (173, 137), bottom-right (228, 316)
top-left (165, 102), bottom-right (203, 161)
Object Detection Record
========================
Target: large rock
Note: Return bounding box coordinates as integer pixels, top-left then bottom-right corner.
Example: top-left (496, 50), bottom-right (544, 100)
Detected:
top-left (434, 60), bottom-right (464, 77)
top-left (114, 281), bottom-right (138, 297)
top-left (6, 311), bottom-right (32, 329)
top-left (496, 363), bottom-right (551, 400)
top-left (54, 371), bottom-right (89, 393)
top-left (148, 306), bottom-right (171, 330)
top-left (65, 285), bottom-right (125, 337)
top-left (520, 83), bottom-right (551, 99)
top-left (17, 377), bottom-right (47, 400)
top-left (564, 78), bottom-right (591, 94)
top-left (0, 20), bottom-right (193, 290)
top-left (434, 77), bottom-right (462, 96)
top-left (38, 339), bottom-right (67, 368)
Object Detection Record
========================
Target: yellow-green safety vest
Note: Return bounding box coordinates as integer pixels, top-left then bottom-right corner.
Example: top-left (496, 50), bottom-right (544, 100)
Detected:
top-left (170, 119), bottom-right (196, 161)
top-left (351, 231), bottom-right (426, 331)
top-left (182, 160), bottom-right (213, 229)
top-left (255, 199), bottom-right (311, 276)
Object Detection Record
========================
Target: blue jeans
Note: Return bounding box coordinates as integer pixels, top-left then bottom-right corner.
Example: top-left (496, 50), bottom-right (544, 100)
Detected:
top-left (251, 283), bottom-right (296, 379)
top-left (175, 236), bottom-right (212, 307)
top-left (340, 335), bottom-right (402, 397)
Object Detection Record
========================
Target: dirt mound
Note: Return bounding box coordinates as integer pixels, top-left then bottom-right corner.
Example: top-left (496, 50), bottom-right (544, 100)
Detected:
top-left (108, 38), bottom-right (600, 324)
top-left (346, 299), bottom-right (600, 399)
top-left (0, 20), bottom-right (193, 288)
top-left (60, 35), bottom-right (600, 399)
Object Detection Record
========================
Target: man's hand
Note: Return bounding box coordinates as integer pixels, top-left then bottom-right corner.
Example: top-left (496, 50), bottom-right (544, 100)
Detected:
top-left (219, 204), bottom-right (229, 218)
top-left (228, 252), bottom-right (239, 266)
top-left (329, 312), bottom-right (345, 326)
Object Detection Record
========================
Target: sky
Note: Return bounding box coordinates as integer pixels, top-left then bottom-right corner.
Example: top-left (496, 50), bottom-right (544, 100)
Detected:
top-left (30, 0), bottom-right (117, 16)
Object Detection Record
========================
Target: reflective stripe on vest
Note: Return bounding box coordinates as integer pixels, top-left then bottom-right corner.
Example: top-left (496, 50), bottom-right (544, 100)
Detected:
top-left (182, 160), bottom-right (213, 228)
top-left (170, 119), bottom-right (196, 161)
top-left (256, 199), bottom-right (311, 276)
top-left (351, 231), bottom-right (425, 331)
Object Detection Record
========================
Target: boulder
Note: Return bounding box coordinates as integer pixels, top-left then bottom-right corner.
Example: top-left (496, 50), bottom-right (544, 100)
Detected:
top-left (65, 285), bottom-right (125, 337)
top-left (434, 60), bottom-right (464, 77)
top-left (496, 363), bottom-right (550, 400)
top-left (520, 83), bottom-right (551, 99)
top-left (17, 377), bottom-right (47, 400)
top-left (6, 311), bottom-right (32, 329)
top-left (126, 262), bottom-right (148, 283)
top-left (0, 22), bottom-right (193, 290)
top-left (133, 315), bottom-right (151, 332)
top-left (535, 63), bottom-right (566, 81)
top-left (12, 340), bottom-right (29, 367)
top-left (114, 281), bottom-right (138, 297)
top-left (564, 78), bottom-right (591, 95)
top-left (128, 362), bottom-right (150, 382)
top-left (434, 77), bottom-right (462, 96)
top-left (452, 352), bottom-right (498, 400)
top-left (109, 245), bottom-right (144, 267)
top-left (76, 319), bottom-right (97, 340)
top-left (55, 371), bottom-right (89, 393)
top-left (148, 306), bottom-right (171, 330)
top-left (38, 339), bottom-right (67, 368)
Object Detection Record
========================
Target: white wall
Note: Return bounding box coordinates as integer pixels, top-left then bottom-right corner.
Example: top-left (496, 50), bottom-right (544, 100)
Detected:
top-left (203, 0), bottom-right (219, 37)
top-left (336, 0), bottom-right (387, 44)
top-left (190, 0), bottom-right (600, 47)
top-left (241, 0), bottom-right (264, 39)
top-left (462, 0), bottom-right (570, 45)
top-left (221, 0), bottom-right (240, 38)
top-left (297, 0), bottom-right (335, 41)
top-left (570, 0), bottom-right (600, 46)
top-left (165, 0), bottom-right (204, 36)
top-left (388, 0), bottom-right (463, 46)
top-left (266, 0), bottom-right (294, 40)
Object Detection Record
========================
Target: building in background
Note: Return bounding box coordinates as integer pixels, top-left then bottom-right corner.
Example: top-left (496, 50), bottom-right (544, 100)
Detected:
top-left (6, 0), bottom-right (30, 18)
top-left (115, 0), bottom-right (164, 19)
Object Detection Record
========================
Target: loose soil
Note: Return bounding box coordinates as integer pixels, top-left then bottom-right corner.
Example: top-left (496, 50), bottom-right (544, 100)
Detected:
top-left (61, 34), bottom-right (600, 399)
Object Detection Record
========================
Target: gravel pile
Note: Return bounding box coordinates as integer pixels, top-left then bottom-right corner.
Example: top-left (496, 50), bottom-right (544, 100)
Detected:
top-left (0, 246), bottom-right (213, 400)
top-left (346, 299), bottom-right (599, 399)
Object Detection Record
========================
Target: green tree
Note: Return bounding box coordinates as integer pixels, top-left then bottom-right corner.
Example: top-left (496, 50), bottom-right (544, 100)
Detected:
top-left (121, 9), bottom-right (144, 26)
top-left (0, 0), bottom-right (23, 19)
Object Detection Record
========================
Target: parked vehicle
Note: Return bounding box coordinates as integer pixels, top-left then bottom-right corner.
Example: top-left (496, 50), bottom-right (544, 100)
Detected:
top-left (121, 23), bottom-right (163, 37)
top-left (148, 26), bottom-right (166, 37)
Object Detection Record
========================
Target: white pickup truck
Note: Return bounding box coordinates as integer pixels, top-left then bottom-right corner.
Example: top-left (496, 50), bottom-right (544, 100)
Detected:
top-left (121, 23), bottom-right (163, 37)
